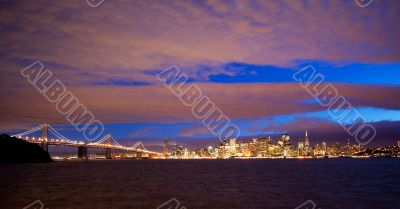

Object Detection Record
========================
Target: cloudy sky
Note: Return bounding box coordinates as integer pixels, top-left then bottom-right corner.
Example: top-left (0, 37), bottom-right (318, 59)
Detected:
top-left (1, 0), bottom-right (399, 149)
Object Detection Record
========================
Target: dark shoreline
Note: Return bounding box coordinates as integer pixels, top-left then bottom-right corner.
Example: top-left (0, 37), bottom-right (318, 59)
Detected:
top-left (0, 134), bottom-right (53, 163)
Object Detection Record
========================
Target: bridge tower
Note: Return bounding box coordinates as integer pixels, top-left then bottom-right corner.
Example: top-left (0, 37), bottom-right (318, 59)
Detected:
top-left (78, 146), bottom-right (88, 159)
top-left (105, 134), bottom-right (112, 159)
top-left (41, 123), bottom-right (49, 152)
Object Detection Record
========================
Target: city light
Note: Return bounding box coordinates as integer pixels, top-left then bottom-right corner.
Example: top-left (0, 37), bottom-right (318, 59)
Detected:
top-left (166, 131), bottom-right (400, 159)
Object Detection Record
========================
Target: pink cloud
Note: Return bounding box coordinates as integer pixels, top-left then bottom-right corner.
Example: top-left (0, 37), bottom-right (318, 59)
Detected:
top-left (1, 0), bottom-right (399, 76)
top-left (1, 82), bottom-right (400, 131)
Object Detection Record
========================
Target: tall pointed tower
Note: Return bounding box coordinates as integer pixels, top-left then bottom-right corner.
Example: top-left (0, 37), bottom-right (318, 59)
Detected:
top-left (304, 130), bottom-right (309, 147)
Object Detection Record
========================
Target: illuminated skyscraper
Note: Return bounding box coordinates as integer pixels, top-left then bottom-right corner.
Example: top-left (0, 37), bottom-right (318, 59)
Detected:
top-left (398, 140), bottom-right (400, 147)
top-left (282, 134), bottom-right (291, 146)
top-left (208, 146), bottom-right (213, 154)
top-left (305, 130), bottom-right (309, 147)
top-left (171, 144), bottom-right (184, 158)
top-left (228, 138), bottom-right (237, 156)
top-left (163, 139), bottom-right (169, 157)
top-left (298, 141), bottom-right (304, 156)
top-left (322, 141), bottom-right (327, 155)
top-left (230, 138), bottom-right (237, 147)
top-left (303, 130), bottom-right (312, 156)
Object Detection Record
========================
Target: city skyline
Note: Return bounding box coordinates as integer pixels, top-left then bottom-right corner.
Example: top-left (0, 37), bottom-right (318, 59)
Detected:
top-left (166, 130), bottom-right (400, 159)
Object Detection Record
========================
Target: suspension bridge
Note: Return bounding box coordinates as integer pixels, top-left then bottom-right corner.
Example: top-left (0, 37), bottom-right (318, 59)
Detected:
top-left (10, 123), bottom-right (162, 159)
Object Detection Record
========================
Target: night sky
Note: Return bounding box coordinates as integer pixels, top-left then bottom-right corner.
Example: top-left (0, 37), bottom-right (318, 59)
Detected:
top-left (1, 0), bottom-right (400, 149)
